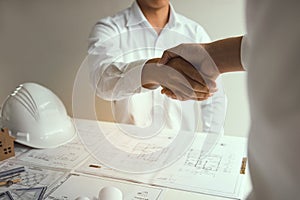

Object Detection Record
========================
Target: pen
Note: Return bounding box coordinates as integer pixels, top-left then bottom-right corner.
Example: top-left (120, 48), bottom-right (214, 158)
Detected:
top-left (0, 178), bottom-right (21, 187)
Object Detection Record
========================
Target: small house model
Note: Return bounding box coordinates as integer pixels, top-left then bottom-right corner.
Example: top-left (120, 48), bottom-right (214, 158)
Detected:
top-left (0, 128), bottom-right (15, 161)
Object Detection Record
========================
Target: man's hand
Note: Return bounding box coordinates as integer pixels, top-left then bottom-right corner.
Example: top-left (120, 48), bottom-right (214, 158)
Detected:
top-left (159, 43), bottom-right (221, 101)
top-left (142, 56), bottom-right (215, 101)
top-left (160, 57), bottom-right (215, 101)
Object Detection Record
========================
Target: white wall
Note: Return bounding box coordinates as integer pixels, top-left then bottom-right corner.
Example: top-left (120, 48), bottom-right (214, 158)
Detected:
top-left (0, 0), bottom-right (249, 136)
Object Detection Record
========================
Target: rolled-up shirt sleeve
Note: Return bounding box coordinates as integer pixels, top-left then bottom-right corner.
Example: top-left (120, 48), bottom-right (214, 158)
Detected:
top-left (87, 20), bottom-right (148, 101)
top-left (240, 35), bottom-right (250, 70)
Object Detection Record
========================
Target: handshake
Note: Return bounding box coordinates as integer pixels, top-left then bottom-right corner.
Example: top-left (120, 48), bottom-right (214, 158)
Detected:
top-left (142, 43), bottom-right (221, 101)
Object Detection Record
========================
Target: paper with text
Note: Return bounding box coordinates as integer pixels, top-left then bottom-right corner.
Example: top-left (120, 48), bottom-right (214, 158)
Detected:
top-left (74, 119), bottom-right (247, 199)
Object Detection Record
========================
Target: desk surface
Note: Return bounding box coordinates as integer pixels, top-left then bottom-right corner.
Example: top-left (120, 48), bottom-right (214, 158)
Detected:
top-left (0, 119), bottom-right (252, 200)
top-left (163, 173), bottom-right (252, 200)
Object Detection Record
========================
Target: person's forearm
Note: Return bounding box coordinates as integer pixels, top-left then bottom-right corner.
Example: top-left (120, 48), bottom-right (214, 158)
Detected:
top-left (203, 36), bottom-right (245, 73)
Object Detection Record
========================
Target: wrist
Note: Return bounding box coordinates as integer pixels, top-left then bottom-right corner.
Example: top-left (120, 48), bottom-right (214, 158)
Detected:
top-left (141, 58), bottom-right (161, 89)
top-left (202, 43), bottom-right (226, 73)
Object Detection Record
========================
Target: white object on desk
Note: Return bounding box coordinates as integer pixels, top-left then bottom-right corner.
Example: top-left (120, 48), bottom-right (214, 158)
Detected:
top-left (0, 82), bottom-right (76, 148)
top-left (98, 186), bottom-right (122, 200)
top-left (75, 197), bottom-right (90, 200)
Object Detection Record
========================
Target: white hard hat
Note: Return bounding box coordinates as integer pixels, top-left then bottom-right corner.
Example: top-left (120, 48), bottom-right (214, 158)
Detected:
top-left (0, 82), bottom-right (76, 148)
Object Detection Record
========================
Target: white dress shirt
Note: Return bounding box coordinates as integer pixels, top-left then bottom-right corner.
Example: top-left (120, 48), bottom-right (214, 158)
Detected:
top-left (242, 0), bottom-right (300, 199)
top-left (88, 1), bottom-right (227, 133)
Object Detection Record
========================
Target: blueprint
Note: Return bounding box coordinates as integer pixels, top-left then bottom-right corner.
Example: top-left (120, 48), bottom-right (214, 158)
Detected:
top-left (17, 137), bottom-right (90, 170)
top-left (0, 119), bottom-right (248, 199)
top-left (73, 118), bottom-right (197, 173)
top-left (74, 119), bottom-right (248, 199)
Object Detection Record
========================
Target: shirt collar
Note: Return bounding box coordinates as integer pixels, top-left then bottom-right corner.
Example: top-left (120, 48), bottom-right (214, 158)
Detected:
top-left (126, 1), bottom-right (147, 27)
top-left (126, 1), bottom-right (180, 28)
top-left (167, 3), bottom-right (178, 28)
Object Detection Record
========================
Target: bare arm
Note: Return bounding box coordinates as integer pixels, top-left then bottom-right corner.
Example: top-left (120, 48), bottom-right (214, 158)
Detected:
top-left (202, 36), bottom-right (244, 73)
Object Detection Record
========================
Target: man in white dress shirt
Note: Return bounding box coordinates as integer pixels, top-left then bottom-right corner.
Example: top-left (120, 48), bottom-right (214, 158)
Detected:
top-left (88, 0), bottom-right (227, 133)
top-left (158, 0), bottom-right (300, 199)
